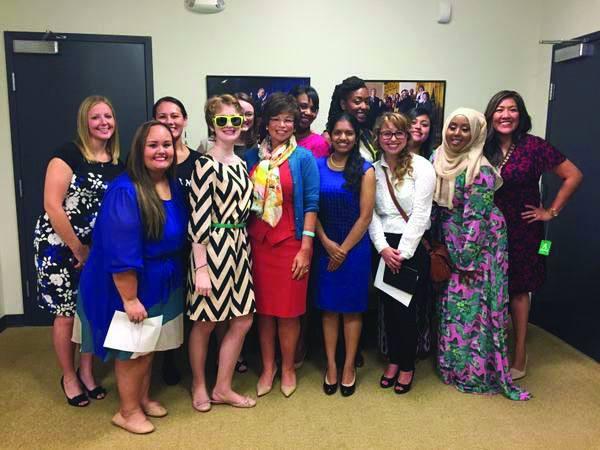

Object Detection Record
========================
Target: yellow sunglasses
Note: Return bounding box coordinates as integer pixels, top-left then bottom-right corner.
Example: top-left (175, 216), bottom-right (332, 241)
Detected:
top-left (213, 115), bottom-right (244, 128)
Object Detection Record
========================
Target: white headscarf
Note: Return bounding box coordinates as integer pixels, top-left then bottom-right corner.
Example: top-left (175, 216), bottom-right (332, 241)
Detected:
top-left (433, 107), bottom-right (502, 209)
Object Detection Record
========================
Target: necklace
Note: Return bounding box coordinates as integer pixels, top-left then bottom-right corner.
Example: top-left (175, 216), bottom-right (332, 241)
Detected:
top-left (498, 143), bottom-right (516, 171)
top-left (328, 155), bottom-right (346, 170)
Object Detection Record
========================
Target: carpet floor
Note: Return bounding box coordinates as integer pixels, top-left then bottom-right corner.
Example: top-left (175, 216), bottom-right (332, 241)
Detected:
top-left (0, 324), bottom-right (598, 449)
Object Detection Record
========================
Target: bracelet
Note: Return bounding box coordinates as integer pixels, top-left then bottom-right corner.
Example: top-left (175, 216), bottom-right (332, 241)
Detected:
top-left (302, 230), bottom-right (315, 238)
top-left (194, 263), bottom-right (208, 272)
top-left (548, 207), bottom-right (559, 218)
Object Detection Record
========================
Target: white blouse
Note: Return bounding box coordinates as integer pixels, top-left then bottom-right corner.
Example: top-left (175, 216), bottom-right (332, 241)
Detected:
top-left (368, 153), bottom-right (436, 259)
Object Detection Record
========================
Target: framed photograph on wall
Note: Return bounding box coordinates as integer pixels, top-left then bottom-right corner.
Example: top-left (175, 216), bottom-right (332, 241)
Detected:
top-left (365, 80), bottom-right (446, 148)
top-left (206, 75), bottom-right (310, 122)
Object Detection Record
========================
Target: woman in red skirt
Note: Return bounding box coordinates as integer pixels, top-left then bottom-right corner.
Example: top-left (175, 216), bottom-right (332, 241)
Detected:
top-left (244, 93), bottom-right (319, 398)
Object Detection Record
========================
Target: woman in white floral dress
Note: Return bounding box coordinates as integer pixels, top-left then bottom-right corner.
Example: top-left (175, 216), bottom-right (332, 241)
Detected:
top-left (33, 96), bottom-right (124, 407)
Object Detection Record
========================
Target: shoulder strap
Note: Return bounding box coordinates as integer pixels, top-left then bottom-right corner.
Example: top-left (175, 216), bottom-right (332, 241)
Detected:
top-left (382, 166), bottom-right (409, 222)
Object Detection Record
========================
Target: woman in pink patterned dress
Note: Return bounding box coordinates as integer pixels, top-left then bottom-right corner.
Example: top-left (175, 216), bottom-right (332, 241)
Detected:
top-left (483, 91), bottom-right (582, 380)
top-left (433, 108), bottom-right (530, 401)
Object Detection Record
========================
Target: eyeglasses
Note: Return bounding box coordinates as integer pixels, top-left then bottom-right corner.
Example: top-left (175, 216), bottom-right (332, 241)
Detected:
top-left (213, 115), bottom-right (244, 128)
top-left (379, 130), bottom-right (407, 140)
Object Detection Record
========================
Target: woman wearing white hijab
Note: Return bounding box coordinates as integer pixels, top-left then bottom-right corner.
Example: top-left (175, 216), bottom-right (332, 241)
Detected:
top-left (432, 108), bottom-right (530, 401)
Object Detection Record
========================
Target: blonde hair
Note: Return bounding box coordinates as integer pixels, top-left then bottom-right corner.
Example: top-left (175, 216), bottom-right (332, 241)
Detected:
top-left (75, 95), bottom-right (120, 164)
top-left (373, 112), bottom-right (413, 186)
top-left (204, 94), bottom-right (243, 136)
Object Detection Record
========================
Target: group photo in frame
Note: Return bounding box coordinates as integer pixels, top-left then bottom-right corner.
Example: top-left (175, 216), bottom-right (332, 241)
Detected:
top-left (365, 80), bottom-right (447, 148)
top-left (206, 75), bottom-right (311, 132)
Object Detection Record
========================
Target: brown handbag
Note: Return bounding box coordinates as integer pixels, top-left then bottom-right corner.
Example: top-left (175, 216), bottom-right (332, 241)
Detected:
top-left (382, 167), bottom-right (452, 283)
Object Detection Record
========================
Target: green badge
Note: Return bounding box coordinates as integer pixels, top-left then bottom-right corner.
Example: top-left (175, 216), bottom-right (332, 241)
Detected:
top-left (538, 240), bottom-right (552, 256)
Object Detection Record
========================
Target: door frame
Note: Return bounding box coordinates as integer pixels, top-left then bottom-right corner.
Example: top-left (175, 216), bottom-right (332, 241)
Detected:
top-left (4, 31), bottom-right (154, 325)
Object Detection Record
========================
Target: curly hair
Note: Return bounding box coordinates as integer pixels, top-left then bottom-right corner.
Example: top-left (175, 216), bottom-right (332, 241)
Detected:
top-left (204, 94), bottom-right (243, 134)
top-left (373, 112), bottom-right (413, 187)
top-left (326, 76), bottom-right (369, 131)
top-left (327, 112), bottom-right (365, 193)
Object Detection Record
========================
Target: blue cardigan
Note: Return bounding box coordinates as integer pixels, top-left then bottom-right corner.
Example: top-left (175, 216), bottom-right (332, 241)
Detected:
top-left (244, 146), bottom-right (319, 240)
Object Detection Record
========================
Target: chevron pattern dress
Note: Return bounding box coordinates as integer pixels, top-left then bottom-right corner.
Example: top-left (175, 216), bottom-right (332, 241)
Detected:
top-left (187, 155), bottom-right (255, 321)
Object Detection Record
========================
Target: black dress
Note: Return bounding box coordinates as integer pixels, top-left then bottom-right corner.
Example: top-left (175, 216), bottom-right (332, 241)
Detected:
top-left (33, 143), bottom-right (124, 316)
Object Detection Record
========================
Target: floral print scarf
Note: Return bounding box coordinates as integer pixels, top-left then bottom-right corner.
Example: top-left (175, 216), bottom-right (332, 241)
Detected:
top-left (250, 136), bottom-right (297, 227)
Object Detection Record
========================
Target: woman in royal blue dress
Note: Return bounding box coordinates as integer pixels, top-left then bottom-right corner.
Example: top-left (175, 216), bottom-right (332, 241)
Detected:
top-left (313, 112), bottom-right (375, 396)
top-left (77, 121), bottom-right (187, 434)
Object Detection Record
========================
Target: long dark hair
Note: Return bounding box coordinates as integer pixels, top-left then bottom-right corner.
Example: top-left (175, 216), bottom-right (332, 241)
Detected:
top-left (152, 96), bottom-right (188, 119)
top-left (126, 121), bottom-right (176, 240)
top-left (483, 90), bottom-right (532, 166)
top-left (407, 107), bottom-right (433, 159)
top-left (326, 76), bottom-right (370, 131)
top-left (327, 112), bottom-right (365, 193)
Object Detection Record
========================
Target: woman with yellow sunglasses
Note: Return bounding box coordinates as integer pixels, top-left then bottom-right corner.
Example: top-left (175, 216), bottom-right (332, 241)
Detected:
top-left (187, 94), bottom-right (256, 410)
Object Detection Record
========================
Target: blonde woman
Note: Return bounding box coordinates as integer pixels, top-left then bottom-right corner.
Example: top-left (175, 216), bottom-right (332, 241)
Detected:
top-left (34, 95), bottom-right (123, 407)
top-left (369, 112), bottom-right (435, 394)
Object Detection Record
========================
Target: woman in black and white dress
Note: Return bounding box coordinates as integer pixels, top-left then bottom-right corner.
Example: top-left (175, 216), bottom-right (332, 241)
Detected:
top-left (34, 95), bottom-right (124, 406)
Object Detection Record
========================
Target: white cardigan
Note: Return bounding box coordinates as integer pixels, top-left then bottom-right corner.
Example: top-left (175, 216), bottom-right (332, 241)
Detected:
top-left (368, 153), bottom-right (436, 260)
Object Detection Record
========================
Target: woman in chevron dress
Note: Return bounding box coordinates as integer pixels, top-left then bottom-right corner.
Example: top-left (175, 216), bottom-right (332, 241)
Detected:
top-left (187, 95), bottom-right (256, 411)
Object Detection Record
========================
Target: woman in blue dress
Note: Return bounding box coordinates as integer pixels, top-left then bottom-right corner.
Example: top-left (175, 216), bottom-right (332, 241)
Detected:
top-left (77, 121), bottom-right (187, 434)
top-left (313, 112), bottom-right (375, 396)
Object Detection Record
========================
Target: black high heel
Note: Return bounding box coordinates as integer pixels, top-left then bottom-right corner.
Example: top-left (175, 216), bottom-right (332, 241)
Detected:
top-left (323, 370), bottom-right (338, 396)
top-left (380, 368), bottom-right (399, 389)
top-left (394, 370), bottom-right (415, 395)
top-left (340, 371), bottom-right (356, 397)
top-left (60, 376), bottom-right (89, 407)
top-left (76, 369), bottom-right (107, 400)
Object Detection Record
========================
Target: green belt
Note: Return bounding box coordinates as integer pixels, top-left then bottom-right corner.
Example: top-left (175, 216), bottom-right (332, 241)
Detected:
top-left (211, 222), bottom-right (246, 229)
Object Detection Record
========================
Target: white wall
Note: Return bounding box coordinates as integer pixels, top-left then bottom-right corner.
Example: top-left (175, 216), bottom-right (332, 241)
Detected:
top-left (0, 0), bottom-right (596, 318)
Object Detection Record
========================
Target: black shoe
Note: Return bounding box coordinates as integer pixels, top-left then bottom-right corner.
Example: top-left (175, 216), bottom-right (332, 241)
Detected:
top-left (76, 369), bottom-right (107, 400)
top-left (162, 356), bottom-right (181, 386)
top-left (323, 371), bottom-right (338, 396)
top-left (379, 368), bottom-right (399, 389)
top-left (394, 370), bottom-right (414, 395)
top-left (235, 358), bottom-right (249, 374)
top-left (60, 376), bottom-right (89, 407)
top-left (354, 352), bottom-right (364, 368)
top-left (340, 372), bottom-right (356, 397)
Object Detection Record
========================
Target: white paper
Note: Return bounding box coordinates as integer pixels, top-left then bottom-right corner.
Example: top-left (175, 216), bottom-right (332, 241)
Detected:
top-left (103, 311), bottom-right (163, 353)
top-left (374, 257), bottom-right (414, 307)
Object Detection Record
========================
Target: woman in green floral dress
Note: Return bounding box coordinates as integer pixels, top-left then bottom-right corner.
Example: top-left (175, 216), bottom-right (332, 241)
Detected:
top-left (432, 108), bottom-right (530, 401)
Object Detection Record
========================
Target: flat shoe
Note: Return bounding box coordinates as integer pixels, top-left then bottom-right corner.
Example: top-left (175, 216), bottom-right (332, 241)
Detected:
top-left (60, 376), bottom-right (89, 407)
top-left (143, 403), bottom-right (168, 418)
top-left (192, 400), bottom-right (212, 413)
top-left (340, 372), bottom-right (356, 397)
top-left (111, 412), bottom-right (154, 434)
top-left (323, 371), bottom-right (338, 396)
top-left (211, 395), bottom-right (256, 408)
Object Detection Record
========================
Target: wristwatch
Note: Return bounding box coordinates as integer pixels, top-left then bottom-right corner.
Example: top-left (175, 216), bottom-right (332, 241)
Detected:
top-left (548, 207), bottom-right (559, 218)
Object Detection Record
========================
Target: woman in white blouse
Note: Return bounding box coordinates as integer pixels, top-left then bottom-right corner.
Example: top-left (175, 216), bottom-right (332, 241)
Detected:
top-left (369, 112), bottom-right (435, 394)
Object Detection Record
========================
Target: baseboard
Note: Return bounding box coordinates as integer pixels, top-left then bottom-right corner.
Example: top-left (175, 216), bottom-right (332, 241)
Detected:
top-left (0, 314), bottom-right (25, 333)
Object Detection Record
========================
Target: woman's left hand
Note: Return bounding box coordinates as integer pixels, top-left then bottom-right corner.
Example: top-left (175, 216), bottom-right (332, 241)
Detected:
top-left (327, 255), bottom-right (346, 272)
top-left (521, 204), bottom-right (553, 223)
top-left (291, 248), bottom-right (312, 280)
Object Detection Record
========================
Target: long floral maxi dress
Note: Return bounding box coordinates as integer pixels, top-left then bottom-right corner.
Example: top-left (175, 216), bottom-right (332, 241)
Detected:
top-left (435, 166), bottom-right (531, 401)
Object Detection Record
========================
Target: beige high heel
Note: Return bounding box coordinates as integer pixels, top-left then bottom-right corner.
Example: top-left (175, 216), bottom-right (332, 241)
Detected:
top-left (510, 355), bottom-right (528, 381)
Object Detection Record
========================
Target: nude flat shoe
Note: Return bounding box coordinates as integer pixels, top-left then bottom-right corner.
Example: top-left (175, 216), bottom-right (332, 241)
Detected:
top-left (211, 394), bottom-right (256, 408)
top-left (111, 412), bottom-right (155, 435)
top-left (143, 402), bottom-right (168, 418)
top-left (192, 399), bottom-right (212, 413)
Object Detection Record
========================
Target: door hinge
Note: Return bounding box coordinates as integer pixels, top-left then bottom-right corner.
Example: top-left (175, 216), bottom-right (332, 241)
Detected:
top-left (549, 82), bottom-right (555, 101)
top-left (11, 72), bottom-right (16, 92)
top-left (18, 179), bottom-right (23, 198)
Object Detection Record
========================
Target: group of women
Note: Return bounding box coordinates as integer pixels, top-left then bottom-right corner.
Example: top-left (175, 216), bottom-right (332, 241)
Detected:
top-left (34, 76), bottom-right (582, 434)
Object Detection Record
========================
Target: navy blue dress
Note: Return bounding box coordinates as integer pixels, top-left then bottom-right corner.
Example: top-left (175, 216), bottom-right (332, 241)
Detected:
top-left (313, 158), bottom-right (372, 313)
top-left (76, 173), bottom-right (187, 361)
